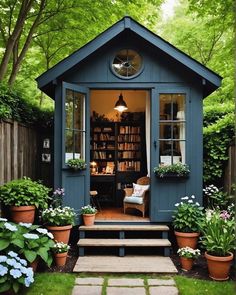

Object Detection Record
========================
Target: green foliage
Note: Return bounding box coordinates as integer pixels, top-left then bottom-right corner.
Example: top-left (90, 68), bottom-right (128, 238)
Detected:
top-left (199, 209), bottom-right (235, 256)
top-left (172, 196), bottom-right (204, 232)
top-left (66, 159), bottom-right (87, 170)
top-left (0, 83), bottom-right (53, 127)
top-left (203, 113), bottom-right (234, 184)
top-left (0, 177), bottom-right (51, 209)
top-left (42, 207), bottom-right (77, 226)
top-left (203, 184), bottom-right (234, 209)
top-left (154, 163), bottom-right (190, 177)
top-left (203, 103), bottom-right (234, 127)
top-left (53, 242), bottom-right (70, 254)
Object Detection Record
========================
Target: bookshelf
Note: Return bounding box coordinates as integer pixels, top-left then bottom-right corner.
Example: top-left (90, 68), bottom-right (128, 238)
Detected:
top-left (90, 120), bottom-right (146, 206)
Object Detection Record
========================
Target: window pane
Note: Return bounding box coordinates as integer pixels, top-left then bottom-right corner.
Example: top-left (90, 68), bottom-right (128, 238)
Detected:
top-left (74, 131), bottom-right (85, 159)
top-left (74, 92), bottom-right (85, 131)
top-left (159, 93), bottom-right (186, 165)
top-left (65, 89), bottom-right (73, 129)
top-left (65, 130), bottom-right (73, 162)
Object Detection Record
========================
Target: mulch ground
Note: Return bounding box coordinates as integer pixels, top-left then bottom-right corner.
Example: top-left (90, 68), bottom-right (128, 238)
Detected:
top-left (39, 244), bottom-right (236, 281)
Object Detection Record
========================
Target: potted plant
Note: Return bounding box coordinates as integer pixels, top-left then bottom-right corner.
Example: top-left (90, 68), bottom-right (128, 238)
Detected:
top-left (200, 209), bottom-right (235, 280)
top-left (66, 158), bottom-right (86, 171)
top-left (42, 206), bottom-right (76, 244)
top-left (0, 177), bottom-right (50, 224)
top-left (53, 242), bottom-right (70, 267)
top-left (154, 163), bottom-right (190, 178)
top-left (173, 195), bottom-right (204, 249)
top-left (177, 246), bottom-right (201, 271)
top-left (80, 205), bottom-right (97, 226)
top-left (0, 251), bottom-right (34, 294)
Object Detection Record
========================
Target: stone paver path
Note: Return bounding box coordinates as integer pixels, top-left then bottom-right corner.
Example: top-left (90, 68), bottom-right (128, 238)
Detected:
top-left (72, 277), bottom-right (179, 295)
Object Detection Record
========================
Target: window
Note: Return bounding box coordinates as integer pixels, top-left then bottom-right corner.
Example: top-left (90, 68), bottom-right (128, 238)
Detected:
top-left (159, 94), bottom-right (186, 165)
top-left (65, 89), bottom-right (85, 163)
top-left (111, 49), bottom-right (142, 78)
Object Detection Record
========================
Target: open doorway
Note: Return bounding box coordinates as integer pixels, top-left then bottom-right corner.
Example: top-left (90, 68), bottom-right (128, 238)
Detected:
top-left (90, 89), bottom-right (150, 221)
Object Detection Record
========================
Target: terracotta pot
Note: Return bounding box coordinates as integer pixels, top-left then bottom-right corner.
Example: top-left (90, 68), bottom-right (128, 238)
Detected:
top-left (175, 231), bottom-right (200, 249)
top-left (82, 213), bottom-right (96, 226)
top-left (205, 252), bottom-right (233, 281)
top-left (54, 252), bottom-right (68, 267)
top-left (10, 205), bottom-right (35, 223)
top-left (30, 258), bottom-right (39, 272)
top-left (46, 224), bottom-right (72, 244)
top-left (180, 257), bottom-right (193, 271)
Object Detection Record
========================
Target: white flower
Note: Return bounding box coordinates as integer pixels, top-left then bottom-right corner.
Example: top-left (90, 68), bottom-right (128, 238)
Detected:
top-left (36, 228), bottom-right (48, 235)
top-left (0, 217), bottom-right (7, 222)
top-left (47, 232), bottom-right (54, 239)
top-left (195, 202), bottom-right (200, 206)
top-left (191, 195), bottom-right (195, 199)
top-left (175, 203), bottom-right (180, 207)
top-left (181, 196), bottom-right (189, 200)
top-left (188, 200), bottom-right (193, 203)
top-left (19, 222), bottom-right (32, 228)
top-left (4, 222), bottom-right (17, 232)
top-left (8, 251), bottom-right (18, 258)
top-left (23, 233), bottom-right (39, 240)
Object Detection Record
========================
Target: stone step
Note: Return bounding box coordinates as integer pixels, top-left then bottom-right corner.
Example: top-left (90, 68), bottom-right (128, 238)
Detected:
top-left (73, 256), bottom-right (178, 273)
top-left (78, 238), bottom-right (171, 247)
top-left (79, 224), bottom-right (169, 231)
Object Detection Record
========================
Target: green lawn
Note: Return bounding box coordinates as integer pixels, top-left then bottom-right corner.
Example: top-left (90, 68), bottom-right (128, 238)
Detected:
top-left (21, 273), bottom-right (235, 295)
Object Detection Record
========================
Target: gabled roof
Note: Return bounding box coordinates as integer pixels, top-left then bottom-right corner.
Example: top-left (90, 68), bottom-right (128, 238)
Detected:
top-left (36, 16), bottom-right (222, 97)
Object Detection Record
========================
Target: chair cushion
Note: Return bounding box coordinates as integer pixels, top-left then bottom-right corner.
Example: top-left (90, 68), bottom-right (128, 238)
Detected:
top-left (132, 183), bottom-right (150, 197)
top-left (124, 196), bottom-right (143, 205)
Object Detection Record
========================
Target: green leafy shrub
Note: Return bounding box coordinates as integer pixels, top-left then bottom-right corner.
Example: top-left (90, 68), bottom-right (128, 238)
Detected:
top-left (66, 159), bottom-right (86, 170)
top-left (203, 113), bottom-right (234, 184)
top-left (203, 103), bottom-right (234, 127)
top-left (80, 205), bottom-right (97, 214)
top-left (42, 207), bottom-right (77, 226)
top-left (0, 177), bottom-right (50, 209)
top-left (173, 195), bottom-right (204, 233)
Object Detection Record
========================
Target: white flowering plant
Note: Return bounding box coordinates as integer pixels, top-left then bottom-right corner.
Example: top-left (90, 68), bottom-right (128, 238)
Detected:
top-left (53, 242), bottom-right (70, 254)
top-left (80, 204), bottom-right (97, 214)
top-left (177, 247), bottom-right (201, 259)
top-left (42, 206), bottom-right (77, 226)
top-left (172, 195), bottom-right (204, 233)
top-left (0, 251), bottom-right (34, 293)
top-left (199, 209), bottom-right (235, 256)
top-left (0, 218), bottom-right (55, 267)
top-left (203, 184), bottom-right (232, 209)
top-left (154, 163), bottom-right (190, 178)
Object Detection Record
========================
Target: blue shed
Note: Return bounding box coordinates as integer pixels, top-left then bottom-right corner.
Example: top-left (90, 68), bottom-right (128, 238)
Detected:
top-left (36, 17), bottom-right (221, 224)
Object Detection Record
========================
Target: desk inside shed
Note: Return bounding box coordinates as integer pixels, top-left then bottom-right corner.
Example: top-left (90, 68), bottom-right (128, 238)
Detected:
top-left (90, 174), bottom-right (116, 206)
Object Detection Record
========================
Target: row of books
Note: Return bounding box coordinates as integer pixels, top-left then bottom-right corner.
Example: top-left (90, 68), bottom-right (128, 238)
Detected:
top-left (91, 143), bottom-right (115, 150)
top-left (119, 126), bottom-right (140, 134)
top-left (118, 151), bottom-right (141, 159)
top-left (118, 134), bottom-right (141, 142)
top-left (93, 151), bottom-right (114, 159)
top-left (93, 134), bottom-right (115, 141)
top-left (118, 143), bottom-right (140, 150)
top-left (117, 161), bottom-right (141, 172)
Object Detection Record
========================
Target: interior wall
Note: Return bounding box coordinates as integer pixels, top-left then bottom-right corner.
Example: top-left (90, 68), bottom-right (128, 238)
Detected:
top-left (90, 90), bottom-right (146, 121)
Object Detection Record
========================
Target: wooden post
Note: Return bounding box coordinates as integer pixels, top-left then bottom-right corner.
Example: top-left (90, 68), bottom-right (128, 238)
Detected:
top-left (0, 122), bottom-right (4, 185)
top-left (13, 121), bottom-right (18, 179)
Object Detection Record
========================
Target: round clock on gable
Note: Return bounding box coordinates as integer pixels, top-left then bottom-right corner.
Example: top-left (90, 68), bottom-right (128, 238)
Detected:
top-left (111, 49), bottom-right (143, 79)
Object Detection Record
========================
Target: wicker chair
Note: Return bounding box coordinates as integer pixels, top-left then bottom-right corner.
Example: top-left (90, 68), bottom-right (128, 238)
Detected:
top-left (123, 176), bottom-right (150, 217)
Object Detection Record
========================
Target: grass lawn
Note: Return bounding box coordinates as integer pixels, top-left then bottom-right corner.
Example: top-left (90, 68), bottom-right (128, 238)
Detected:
top-left (21, 273), bottom-right (235, 295)
top-left (174, 276), bottom-right (235, 295)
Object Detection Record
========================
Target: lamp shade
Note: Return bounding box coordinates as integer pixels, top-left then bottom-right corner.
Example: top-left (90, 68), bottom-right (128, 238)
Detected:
top-left (114, 93), bottom-right (128, 112)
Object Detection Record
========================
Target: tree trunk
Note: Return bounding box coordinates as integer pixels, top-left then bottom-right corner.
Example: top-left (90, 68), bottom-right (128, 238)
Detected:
top-left (0, 0), bottom-right (34, 81)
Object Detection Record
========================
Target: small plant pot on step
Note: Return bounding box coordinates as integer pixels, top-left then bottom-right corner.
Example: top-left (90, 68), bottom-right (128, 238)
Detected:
top-left (10, 205), bottom-right (35, 223)
top-left (54, 252), bottom-right (68, 267)
top-left (82, 213), bottom-right (96, 226)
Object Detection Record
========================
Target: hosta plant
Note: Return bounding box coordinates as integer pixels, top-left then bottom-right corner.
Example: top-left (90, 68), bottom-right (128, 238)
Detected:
top-left (172, 195), bottom-right (204, 233)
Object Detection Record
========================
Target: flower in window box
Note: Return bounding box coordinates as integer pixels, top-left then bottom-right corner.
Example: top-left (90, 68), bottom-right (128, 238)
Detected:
top-left (66, 159), bottom-right (86, 170)
top-left (153, 163), bottom-right (190, 178)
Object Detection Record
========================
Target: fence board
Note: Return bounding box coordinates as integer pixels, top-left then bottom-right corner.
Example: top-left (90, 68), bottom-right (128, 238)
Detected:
top-left (224, 145), bottom-right (236, 194)
top-left (0, 120), bottom-right (52, 186)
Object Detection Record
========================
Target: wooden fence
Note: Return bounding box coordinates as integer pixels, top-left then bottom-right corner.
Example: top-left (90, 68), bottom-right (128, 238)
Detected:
top-left (224, 144), bottom-right (236, 194)
top-left (0, 119), bottom-right (53, 186)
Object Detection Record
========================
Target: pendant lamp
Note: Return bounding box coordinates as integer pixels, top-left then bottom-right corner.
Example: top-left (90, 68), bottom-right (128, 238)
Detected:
top-left (114, 93), bottom-right (128, 112)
